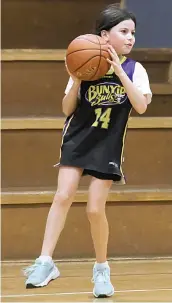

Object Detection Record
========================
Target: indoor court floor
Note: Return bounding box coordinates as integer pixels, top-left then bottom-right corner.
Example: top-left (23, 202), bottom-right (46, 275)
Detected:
top-left (1, 259), bottom-right (172, 302)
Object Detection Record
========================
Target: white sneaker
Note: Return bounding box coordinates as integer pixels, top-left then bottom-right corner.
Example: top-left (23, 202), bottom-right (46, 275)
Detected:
top-left (23, 258), bottom-right (60, 288)
top-left (92, 264), bottom-right (115, 298)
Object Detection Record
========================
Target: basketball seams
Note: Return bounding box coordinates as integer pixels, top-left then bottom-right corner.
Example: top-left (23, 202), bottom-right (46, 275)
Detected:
top-left (66, 49), bottom-right (103, 57)
top-left (66, 34), bottom-right (110, 80)
top-left (66, 49), bottom-right (109, 57)
top-left (72, 55), bottom-right (101, 73)
top-left (90, 36), bottom-right (102, 80)
top-left (69, 36), bottom-right (101, 76)
top-left (75, 36), bottom-right (107, 45)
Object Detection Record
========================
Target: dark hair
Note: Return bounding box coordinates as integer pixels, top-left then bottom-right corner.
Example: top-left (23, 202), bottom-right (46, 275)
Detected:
top-left (95, 4), bottom-right (136, 36)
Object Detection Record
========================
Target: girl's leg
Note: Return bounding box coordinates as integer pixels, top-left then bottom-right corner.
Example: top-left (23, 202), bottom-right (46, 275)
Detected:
top-left (86, 177), bottom-right (114, 298)
top-left (41, 166), bottom-right (83, 257)
top-left (86, 177), bottom-right (112, 263)
top-left (25, 166), bottom-right (83, 288)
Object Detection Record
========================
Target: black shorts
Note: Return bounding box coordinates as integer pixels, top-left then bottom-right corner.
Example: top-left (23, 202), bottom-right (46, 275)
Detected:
top-left (83, 168), bottom-right (122, 181)
top-left (55, 162), bottom-right (124, 182)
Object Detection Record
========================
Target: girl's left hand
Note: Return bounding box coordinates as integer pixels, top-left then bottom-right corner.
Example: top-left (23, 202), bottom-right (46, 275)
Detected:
top-left (107, 45), bottom-right (124, 76)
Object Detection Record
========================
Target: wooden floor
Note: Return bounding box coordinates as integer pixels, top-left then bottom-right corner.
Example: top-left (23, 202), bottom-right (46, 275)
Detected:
top-left (1, 259), bottom-right (172, 302)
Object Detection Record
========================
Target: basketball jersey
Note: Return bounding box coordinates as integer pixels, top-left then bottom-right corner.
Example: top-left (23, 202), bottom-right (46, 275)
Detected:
top-left (60, 58), bottom-right (136, 180)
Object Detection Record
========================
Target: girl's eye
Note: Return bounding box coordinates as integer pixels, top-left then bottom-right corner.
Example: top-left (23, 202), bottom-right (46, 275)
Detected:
top-left (121, 29), bottom-right (136, 36)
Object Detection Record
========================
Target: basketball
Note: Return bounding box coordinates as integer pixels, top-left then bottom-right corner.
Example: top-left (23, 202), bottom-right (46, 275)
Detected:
top-left (66, 34), bottom-right (111, 81)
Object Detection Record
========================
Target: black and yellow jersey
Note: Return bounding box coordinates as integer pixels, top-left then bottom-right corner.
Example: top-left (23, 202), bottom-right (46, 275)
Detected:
top-left (60, 58), bottom-right (136, 181)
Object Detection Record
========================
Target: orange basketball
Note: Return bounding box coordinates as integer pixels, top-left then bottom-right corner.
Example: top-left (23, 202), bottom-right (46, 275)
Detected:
top-left (66, 34), bottom-right (111, 81)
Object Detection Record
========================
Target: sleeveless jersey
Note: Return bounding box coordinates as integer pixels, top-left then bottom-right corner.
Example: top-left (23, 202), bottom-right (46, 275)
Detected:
top-left (60, 58), bottom-right (136, 181)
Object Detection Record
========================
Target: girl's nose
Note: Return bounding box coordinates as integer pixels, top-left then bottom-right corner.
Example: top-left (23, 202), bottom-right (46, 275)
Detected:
top-left (127, 34), bottom-right (133, 40)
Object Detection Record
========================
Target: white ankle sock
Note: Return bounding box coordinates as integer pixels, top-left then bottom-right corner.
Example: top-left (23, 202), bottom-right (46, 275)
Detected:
top-left (39, 255), bottom-right (52, 263)
top-left (95, 261), bottom-right (108, 269)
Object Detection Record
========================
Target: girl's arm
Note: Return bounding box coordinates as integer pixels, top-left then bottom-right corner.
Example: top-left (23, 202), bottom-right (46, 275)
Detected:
top-left (62, 79), bottom-right (81, 116)
top-left (107, 45), bottom-right (149, 114)
top-left (115, 70), bottom-right (147, 114)
top-left (62, 63), bottom-right (81, 116)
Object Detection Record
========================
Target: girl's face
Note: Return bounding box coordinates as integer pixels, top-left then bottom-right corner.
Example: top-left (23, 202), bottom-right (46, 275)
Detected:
top-left (101, 19), bottom-right (135, 55)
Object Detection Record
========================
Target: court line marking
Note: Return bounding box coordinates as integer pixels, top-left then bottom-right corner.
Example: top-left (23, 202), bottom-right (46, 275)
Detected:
top-left (2, 257), bottom-right (172, 264)
top-left (2, 288), bottom-right (172, 298)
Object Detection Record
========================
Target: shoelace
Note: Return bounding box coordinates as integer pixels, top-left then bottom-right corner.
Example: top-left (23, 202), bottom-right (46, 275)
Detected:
top-left (92, 269), bottom-right (109, 283)
top-left (23, 261), bottom-right (48, 277)
top-left (23, 264), bottom-right (38, 277)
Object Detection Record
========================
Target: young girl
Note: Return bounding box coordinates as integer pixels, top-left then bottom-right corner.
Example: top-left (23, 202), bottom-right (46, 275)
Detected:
top-left (24, 4), bottom-right (152, 298)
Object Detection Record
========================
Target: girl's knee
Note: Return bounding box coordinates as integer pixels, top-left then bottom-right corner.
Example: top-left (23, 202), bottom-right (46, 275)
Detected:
top-left (53, 190), bottom-right (73, 207)
top-left (86, 205), bottom-right (105, 220)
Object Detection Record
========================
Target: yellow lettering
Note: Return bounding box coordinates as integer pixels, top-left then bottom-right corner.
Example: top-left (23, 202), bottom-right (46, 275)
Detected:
top-left (92, 108), bottom-right (112, 129)
top-left (87, 84), bottom-right (126, 105)
top-left (110, 86), bottom-right (115, 94)
top-left (88, 86), bottom-right (97, 102)
top-left (100, 108), bottom-right (112, 129)
top-left (102, 86), bottom-right (110, 94)
top-left (92, 108), bottom-right (102, 127)
top-left (115, 85), bottom-right (126, 95)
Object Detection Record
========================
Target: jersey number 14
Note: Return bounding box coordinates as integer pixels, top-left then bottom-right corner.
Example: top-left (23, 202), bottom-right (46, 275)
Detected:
top-left (92, 108), bottom-right (112, 129)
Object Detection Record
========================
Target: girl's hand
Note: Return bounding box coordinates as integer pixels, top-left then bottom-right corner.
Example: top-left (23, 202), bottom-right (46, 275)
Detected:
top-left (107, 45), bottom-right (124, 77)
top-left (65, 59), bottom-right (81, 84)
